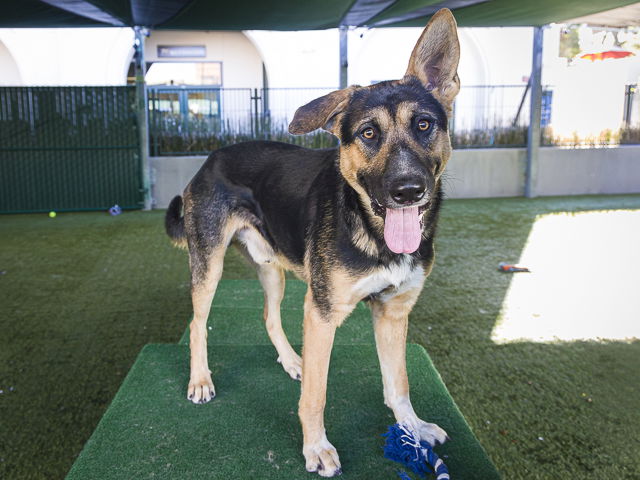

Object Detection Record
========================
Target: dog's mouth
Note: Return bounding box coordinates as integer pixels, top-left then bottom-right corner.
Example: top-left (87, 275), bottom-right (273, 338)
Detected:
top-left (370, 198), bottom-right (430, 254)
top-left (370, 198), bottom-right (430, 218)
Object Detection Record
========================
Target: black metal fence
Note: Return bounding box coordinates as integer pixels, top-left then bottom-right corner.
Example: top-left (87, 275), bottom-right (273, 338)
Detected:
top-left (147, 83), bottom-right (640, 155)
top-left (450, 84), bottom-right (530, 149)
top-left (147, 84), bottom-right (541, 155)
top-left (148, 86), bottom-right (337, 156)
top-left (0, 86), bottom-right (143, 213)
top-left (145, 84), bottom-right (541, 155)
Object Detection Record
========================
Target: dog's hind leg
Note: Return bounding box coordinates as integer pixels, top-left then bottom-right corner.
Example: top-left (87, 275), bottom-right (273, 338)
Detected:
top-left (187, 244), bottom-right (225, 404)
top-left (185, 206), bottom-right (242, 404)
top-left (257, 263), bottom-right (302, 380)
top-left (234, 228), bottom-right (302, 380)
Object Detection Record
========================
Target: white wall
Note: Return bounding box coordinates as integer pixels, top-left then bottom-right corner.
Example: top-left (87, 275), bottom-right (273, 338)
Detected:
top-left (145, 31), bottom-right (263, 88)
top-left (247, 26), bottom-right (534, 89)
top-left (0, 40), bottom-right (21, 85)
top-left (0, 28), bottom-right (263, 88)
top-left (0, 28), bottom-right (133, 85)
top-left (246, 30), bottom-right (340, 88)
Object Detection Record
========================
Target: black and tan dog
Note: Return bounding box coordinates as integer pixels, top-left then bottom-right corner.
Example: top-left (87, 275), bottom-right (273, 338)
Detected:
top-left (165, 9), bottom-right (460, 477)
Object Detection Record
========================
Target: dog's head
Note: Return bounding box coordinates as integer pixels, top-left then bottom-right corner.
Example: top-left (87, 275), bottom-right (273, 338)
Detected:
top-left (289, 9), bottom-right (460, 254)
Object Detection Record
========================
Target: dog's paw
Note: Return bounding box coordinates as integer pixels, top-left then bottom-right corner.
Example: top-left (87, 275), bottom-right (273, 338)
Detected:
top-left (403, 417), bottom-right (448, 446)
top-left (277, 352), bottom-right (302, 381)
top-left (303, 437), bottom-right (342, 477)
top-left (187, 375), bottom-right (215, 404)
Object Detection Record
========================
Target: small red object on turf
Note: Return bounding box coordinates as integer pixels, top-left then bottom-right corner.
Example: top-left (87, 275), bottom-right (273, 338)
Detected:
top-left (498, 262), bottom-right (530, 273)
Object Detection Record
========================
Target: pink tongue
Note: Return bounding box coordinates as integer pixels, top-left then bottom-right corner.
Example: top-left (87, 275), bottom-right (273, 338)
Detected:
top-left (384, 207), bottom-right (421, 254)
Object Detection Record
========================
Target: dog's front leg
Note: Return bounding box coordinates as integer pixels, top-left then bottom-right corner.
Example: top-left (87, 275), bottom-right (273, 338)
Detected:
top-left (371, 289), bottom-right (448, 446)
top-left (299, 289), bottom-right (349, 478)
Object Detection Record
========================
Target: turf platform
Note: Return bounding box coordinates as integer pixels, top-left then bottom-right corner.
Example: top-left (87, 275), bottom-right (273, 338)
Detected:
top-left (66, 344), bottom-right (499, 479)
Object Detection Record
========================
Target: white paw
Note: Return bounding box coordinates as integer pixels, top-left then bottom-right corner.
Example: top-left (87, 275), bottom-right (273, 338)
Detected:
top-left (303, 436), bottom-right (342, 477)
top-left (402, 417), bottom-right (448, 446)
top-left (187, 374), bottom-right (215, 404)
top-left (277, 352), bottom-right (302, 381)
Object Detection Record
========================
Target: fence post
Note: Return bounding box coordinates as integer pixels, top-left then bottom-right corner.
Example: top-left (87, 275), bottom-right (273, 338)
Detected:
top-left (251, 88), bottom-right (261, 137)
top-left (525, 26), bottom-right (544, 198)
top-left (623, 85), bottom-right (634, 126)
top-left (339, 26), bottom-right (348, 89)
top-left (134, 26), bottom-right (151, 209)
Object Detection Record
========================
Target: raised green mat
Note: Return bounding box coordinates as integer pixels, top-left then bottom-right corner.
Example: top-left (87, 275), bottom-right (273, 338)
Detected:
top-left (66, 344), bottom-right (500, 479)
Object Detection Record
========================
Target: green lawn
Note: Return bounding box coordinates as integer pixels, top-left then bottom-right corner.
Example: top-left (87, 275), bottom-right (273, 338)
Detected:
top-left (1, 195), bottom-right (639, 479)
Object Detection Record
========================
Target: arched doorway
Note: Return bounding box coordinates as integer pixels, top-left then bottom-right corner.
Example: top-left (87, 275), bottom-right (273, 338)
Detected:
top-left (0, 39), bottom-right (22, 85)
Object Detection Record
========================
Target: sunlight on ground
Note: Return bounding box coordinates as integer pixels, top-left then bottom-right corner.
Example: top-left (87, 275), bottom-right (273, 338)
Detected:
top-left (492, 210), bottom-right (640, 344)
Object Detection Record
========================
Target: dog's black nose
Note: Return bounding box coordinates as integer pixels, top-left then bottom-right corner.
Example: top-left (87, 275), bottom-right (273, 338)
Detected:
top-left (390, 182), bottom-right (426, 205)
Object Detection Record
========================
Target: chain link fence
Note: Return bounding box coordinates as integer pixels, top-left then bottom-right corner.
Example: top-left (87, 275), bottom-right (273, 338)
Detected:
top-left (0, 86), bottom-right (143, 213)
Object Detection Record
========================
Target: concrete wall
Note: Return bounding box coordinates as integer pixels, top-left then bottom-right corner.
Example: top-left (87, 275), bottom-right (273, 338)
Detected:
top-left (445, 148), bottom-right (526, 198)
top-left (534, 146), bottom-right (640, 196)
top-left (150, 146), bottom-right (640, 208)
top-left (151, 156), bottom-right (207, 208)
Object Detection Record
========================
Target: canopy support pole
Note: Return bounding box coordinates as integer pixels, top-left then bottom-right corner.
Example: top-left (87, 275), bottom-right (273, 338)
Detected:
top-left (339, 26), bottom-right (348, 89)
top-left (134, 26), bottom-right (151, 210)
top-left (525, 26), bottom-right (543, 198)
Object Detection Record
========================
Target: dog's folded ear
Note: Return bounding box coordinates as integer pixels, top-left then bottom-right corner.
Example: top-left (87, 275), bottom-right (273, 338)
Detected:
top-left (405, 8), bottom-right (460, 111)
top-left (289, 87), bottom-right (356, 136)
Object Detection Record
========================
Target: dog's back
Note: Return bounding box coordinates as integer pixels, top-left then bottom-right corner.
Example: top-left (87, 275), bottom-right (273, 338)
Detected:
top-left (166, 140), bottom-right (338, 267)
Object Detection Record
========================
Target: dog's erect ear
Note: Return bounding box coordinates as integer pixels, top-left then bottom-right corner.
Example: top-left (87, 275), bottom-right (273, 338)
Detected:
top-left (405, 8), bottom-right (460, 111)
top-left (289, 87), bottom-right (356, 136)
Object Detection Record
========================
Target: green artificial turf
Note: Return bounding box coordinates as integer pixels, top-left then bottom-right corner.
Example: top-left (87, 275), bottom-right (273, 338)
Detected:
top-left (1, 194), bottom-right (640, 479)
top-left (66, 344), bottom-right (499, 479)
top-left (176, 279), bottom-right (374, 346)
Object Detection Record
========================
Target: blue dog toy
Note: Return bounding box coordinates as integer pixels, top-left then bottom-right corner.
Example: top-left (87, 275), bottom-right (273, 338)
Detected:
top-left (108, 204), bottom-right (122, 216)
top-left (383, 423), bottom-right (450, 480)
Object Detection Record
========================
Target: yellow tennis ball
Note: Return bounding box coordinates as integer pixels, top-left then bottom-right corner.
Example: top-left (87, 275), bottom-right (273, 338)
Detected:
top-left (49, 211), bottom-right (56, 218)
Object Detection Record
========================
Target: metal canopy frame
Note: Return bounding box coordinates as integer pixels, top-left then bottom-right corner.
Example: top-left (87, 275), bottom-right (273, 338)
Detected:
top-left (3, 0), bottom-right (637, 30)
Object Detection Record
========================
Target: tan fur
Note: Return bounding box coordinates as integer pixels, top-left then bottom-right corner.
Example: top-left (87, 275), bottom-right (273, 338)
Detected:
top-left (351, 224), bottom-right (379, 257)
top-left (371, 287), bottom-right (421, 410)
top-left (299, 288), bottom-right (356, 476)
top-left (187, 248), bottom-right (223, 403)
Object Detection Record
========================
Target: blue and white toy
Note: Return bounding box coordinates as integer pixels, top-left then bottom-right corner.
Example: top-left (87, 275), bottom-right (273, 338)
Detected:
top-left (109, 204), bottom-right (122, 216)
top-left (383, 423), bottom-right (450, 480)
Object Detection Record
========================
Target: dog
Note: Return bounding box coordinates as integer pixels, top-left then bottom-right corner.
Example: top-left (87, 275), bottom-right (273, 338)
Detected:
top-left (165, 9), bottom-right (460, 477)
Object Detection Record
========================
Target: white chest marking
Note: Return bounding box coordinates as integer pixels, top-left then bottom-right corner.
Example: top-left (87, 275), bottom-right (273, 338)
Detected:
top-left (352, 256), bottom-right (424, 301)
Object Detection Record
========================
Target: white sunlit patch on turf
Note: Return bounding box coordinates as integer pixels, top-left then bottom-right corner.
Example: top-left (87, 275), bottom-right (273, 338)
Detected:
top-left (491, 210), bottom-right (640, 344)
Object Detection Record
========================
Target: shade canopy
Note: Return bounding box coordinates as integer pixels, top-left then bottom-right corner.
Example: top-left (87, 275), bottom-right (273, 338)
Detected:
top-left (2, 0), bottom-right (638, 29)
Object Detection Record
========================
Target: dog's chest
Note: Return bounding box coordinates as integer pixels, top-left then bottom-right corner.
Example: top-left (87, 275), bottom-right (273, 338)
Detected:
top-left (352, 256), bottom-right (424, 301)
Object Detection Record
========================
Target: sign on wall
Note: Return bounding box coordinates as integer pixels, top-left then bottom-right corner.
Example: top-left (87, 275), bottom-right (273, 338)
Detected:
top-left (157, 45), bottom-right (206, 58)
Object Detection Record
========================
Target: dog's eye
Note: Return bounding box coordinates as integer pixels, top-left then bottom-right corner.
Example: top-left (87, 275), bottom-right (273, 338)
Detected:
top-left (361, 127), bottom-right (376, 140)
top-left (417, 119), bottom-right (430, 131)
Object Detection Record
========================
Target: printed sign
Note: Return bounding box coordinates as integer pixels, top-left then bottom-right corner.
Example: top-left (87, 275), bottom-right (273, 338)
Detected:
top-left (157, 45), bottom-right (206, 58)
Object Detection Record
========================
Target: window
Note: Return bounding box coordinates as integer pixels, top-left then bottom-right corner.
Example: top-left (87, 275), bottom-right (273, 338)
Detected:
top-left (145, 62), bottom-right (222, 86)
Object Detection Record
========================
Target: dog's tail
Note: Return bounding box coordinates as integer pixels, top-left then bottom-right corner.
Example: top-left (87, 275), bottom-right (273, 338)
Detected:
top-left (165, 195), bottom-right (187, 249)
